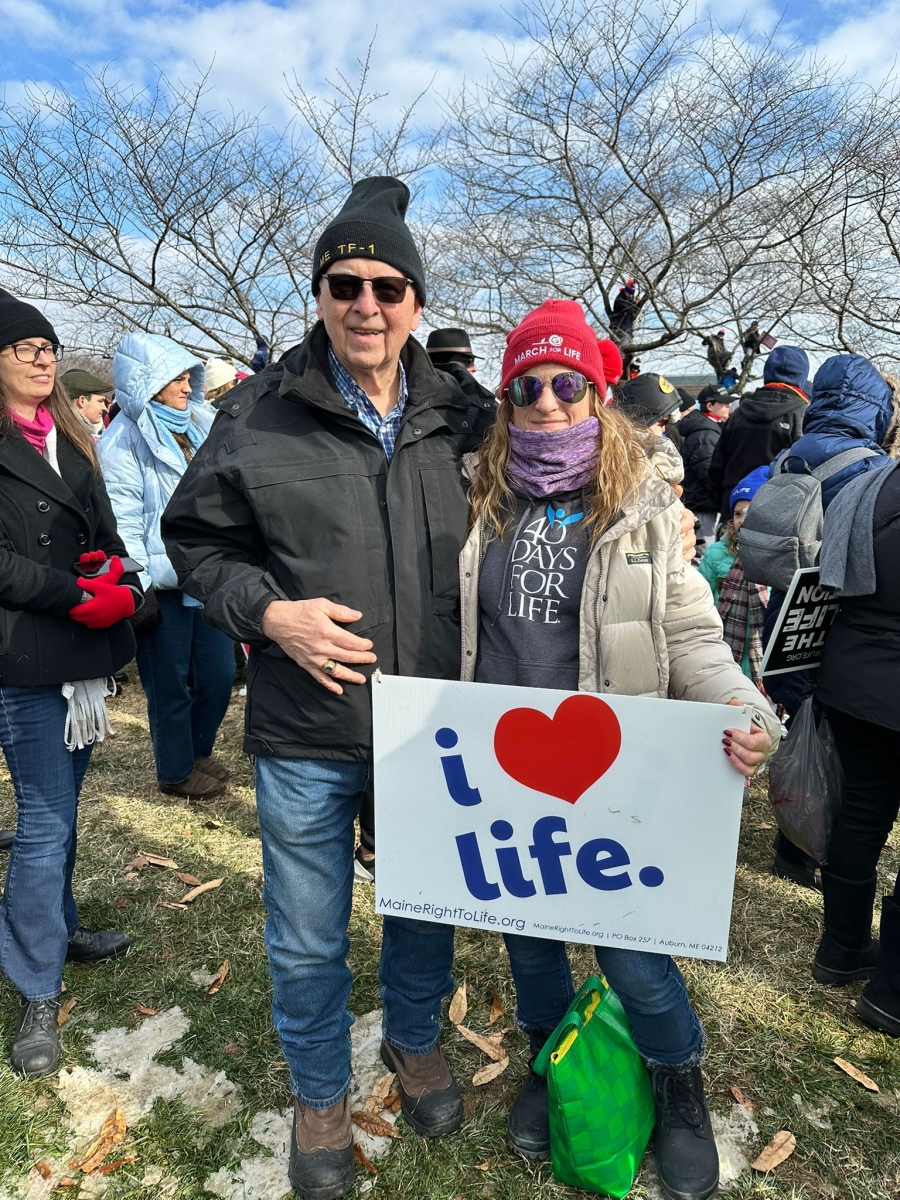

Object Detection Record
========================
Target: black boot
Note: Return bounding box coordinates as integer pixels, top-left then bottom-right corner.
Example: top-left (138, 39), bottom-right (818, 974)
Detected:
top-left (66, 927), bottom-right (131, 963)
top-left (380, 1040), bottom-right (463, 1136)
top-left (0, 829), bottom-right (14, 851)
top-left (508, 1029), bottom-right (552, 1160)
top-left (772, 832), bottom-right (822, 891)
top-left (10, 997), bottom-right (61, 1078)
top-left (288, 1096), bottom-right (355, 1200)
top-left (812, 872), bottom-right (880, 986)
top-left (857, 895), bottom-right (900, 1038)
top-left (652, 1065), bottom-right (719, 1200)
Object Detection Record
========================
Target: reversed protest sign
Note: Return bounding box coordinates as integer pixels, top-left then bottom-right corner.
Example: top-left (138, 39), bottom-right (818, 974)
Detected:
top-left (373, 676), bottom-right (750, 962)
top-left (761, 567), bottom-right (840, 677)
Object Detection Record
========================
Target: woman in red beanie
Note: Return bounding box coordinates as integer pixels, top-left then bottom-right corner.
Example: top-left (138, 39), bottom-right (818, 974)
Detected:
top-left (458, 299), bottom-right (778, 1200)
top-left (0, 290), bottom-right (139, 1078)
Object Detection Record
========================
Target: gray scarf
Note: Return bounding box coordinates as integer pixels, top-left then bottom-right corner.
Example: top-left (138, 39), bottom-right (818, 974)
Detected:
top-left (819, 460), bottom-right (898, 596)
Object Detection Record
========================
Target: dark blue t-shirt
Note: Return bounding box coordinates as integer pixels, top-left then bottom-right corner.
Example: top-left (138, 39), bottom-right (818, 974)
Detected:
top-left (475, 491), bottom-right (590, 690)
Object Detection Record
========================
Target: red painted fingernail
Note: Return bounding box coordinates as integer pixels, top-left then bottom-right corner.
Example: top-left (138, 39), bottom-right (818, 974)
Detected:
top-left (723, 747), bottom-right (731, 756)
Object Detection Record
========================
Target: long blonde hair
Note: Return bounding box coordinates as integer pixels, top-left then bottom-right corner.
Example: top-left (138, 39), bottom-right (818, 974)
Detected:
top-left (470, 387), bottom-right (650, 542)
top-left (0, 374), bottom-right (98, 469)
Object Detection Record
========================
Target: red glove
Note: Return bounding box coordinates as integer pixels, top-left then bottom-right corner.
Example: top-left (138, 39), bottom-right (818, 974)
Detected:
top-left (69, 555), bottom-right (136, 629)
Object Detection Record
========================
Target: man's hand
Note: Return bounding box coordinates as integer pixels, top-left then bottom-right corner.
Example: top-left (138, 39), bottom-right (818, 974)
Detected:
top-left (724, 697), bottom-right (773, 778)
top-left (679, 506), bottom-right (696, 563)
top-left (261, 599), bottom-right (377, 696)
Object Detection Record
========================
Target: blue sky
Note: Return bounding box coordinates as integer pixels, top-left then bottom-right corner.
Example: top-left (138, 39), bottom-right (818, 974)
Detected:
top-left (2, 0), bottom-right (897, 121)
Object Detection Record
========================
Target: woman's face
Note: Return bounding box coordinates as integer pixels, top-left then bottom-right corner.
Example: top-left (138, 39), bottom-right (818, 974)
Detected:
top-left (155, 372), bottom-right (192, 410)
top-left (508, 362), bottom-right (595, 431)
top-left (0, 340), bottom-right (57, 408)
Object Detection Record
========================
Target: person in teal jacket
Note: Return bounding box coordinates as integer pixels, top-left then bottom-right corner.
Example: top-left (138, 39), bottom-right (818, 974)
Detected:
top-left (698, 467), bottom-right (769, 680)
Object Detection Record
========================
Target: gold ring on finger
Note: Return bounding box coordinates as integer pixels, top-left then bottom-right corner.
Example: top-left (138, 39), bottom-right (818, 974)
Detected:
top-left (322, 658), bottom-right (338, 676)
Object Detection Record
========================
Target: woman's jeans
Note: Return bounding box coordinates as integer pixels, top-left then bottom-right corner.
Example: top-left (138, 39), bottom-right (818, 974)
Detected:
top-left (135, 590), bottom-right (235, 784)
top-left (822, 705), bottom-right (900, 894)
top-left (0, 685), bottom-right (92, 1000)
top-left (503, 934), bottom-right (704, 1067)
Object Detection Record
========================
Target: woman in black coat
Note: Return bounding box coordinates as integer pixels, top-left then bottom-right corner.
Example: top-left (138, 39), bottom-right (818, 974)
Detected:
top-left (812, 458), bottom-right (900, 1036)
top-left (0, 290), bottom-right (140, 1077)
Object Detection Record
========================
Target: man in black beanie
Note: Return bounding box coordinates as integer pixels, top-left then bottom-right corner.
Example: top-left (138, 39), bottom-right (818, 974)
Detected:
top-left (164, 176), bottom-right (495, 1200)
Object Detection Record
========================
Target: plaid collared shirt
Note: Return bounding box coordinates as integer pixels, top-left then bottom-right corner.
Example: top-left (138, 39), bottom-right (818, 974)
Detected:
top-left (328, 346), bottom-right (408, 462)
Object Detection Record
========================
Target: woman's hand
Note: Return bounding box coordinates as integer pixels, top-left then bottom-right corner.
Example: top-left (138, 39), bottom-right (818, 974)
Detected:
top-left (724, 697), bottom-right (773, 777)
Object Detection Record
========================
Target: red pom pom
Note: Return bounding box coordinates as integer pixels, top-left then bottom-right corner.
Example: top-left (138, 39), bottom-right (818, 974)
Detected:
top-left (78, 550), bottom-right (108, 566)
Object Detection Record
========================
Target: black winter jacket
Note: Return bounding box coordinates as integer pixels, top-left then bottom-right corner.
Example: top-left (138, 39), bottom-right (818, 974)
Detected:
top-left (707, 385), bottom-right (806, 514)
top-left (0, 428), bottom-right (136, 686)
top-left (678, 410), bottom-right (722, 512)
top-left (162, 324), bottom-right (495, 760)
top-left (816, 464), bottom-right (900, 732)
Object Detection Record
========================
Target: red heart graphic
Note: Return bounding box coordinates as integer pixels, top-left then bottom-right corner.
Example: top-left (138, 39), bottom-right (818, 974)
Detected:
top-left (493, 694), bottom-right (622, 804)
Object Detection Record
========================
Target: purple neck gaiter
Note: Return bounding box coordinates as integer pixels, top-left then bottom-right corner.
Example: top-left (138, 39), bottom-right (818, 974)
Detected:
top-left (506, 417), bottom-right (600, 498)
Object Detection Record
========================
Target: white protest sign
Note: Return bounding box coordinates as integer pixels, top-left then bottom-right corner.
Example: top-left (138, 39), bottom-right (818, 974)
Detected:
top-left (373, 676), bottom-right (750, 963)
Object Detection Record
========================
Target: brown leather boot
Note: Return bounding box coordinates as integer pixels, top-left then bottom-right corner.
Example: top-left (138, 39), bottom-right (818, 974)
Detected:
top-left (195, 756), bottom-right (230, 783)
top-left (380, 1040), bottom-right (464, 1136)
top-left (159, 769), bottom-right (225, 800)
top-left (288, 1095), bottom-right (354, 1200)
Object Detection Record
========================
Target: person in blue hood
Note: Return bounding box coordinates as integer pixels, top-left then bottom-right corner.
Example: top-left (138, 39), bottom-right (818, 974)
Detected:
top-left (98, 333), bottom-right (235, 800)
top-left (784, 354), bottom-right (898, 501)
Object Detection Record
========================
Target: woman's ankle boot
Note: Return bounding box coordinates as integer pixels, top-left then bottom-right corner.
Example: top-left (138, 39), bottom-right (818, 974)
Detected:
top-left (857, 895), bottom-right (900, 1038)
top-left (812, 872), bottom-right (880, 986)
top-left (508, 1029), bottom-right (552, 1160)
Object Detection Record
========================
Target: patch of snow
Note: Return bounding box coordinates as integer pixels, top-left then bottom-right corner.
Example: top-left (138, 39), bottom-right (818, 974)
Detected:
top-left (710, 1103), bottom-right (759, 1183)
top-left (792, 1092), bottom-right (835, 1130)
top-left (191, 969), bottom-right (220, 989)
top-left (205, 1010), bottom-right (398, 1200)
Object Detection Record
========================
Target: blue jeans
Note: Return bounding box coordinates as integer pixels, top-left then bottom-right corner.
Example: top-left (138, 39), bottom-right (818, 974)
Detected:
top-left (135, 590), bottom-right (235, 783)
top-left (0, 686), bottom-right (92, 1000)
top-left (503, 933), bottom-right (704, 1067)
top-left (255, 757), bottom-right (456, 1107)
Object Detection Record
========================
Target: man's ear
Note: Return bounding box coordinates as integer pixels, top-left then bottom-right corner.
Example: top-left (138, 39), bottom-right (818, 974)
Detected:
top-left (73, 395), bottom-right (87, 410)
top-left (409, 300), bottom-right (423, 334)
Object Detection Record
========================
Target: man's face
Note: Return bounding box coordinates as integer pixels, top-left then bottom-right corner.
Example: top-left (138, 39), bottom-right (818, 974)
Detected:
top-left (75, 392), bottom-right (110, 423)
top-left (708, 401), bottom-right (731, 421)
top-left (316, 259), bottom-right (422, 380)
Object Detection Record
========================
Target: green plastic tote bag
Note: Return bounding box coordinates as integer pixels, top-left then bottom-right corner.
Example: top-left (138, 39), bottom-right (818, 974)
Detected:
top-left (532, 974), bottom-right (654, 1197)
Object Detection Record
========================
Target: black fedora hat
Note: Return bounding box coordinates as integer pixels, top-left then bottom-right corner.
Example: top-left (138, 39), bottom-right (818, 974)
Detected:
top-left (425, 328), bottom-right (479, 358)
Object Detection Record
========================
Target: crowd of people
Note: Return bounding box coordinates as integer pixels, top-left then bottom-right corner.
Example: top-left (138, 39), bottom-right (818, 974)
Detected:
top-left (0, 172), bottom-right (897, 1200)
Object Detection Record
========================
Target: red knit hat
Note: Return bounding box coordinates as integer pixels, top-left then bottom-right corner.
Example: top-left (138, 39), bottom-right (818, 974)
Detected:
top-left (596, 338), bottom-right (623, 385)
top-left (501, 300), bottom-right (605, 396)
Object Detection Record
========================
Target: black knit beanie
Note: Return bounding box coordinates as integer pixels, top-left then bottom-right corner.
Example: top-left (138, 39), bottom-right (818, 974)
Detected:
top-left (311, 177), bottom-right (426, 304)
top-left (0, 288), bottom-right (58, 350)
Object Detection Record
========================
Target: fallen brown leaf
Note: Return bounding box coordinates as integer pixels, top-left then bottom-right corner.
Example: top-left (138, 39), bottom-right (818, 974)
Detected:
top-left (448, 983), bottom-right (468, 1025)
top-left (757, 822), bottom-right (774, 830)
top-left (834, 1057), bottom-right (879, 1092)
top-left (157, 900), bottom-right (188, 911)
top-left (95, 1157), bottom-right (137, 1176)
top-left (223, 1042), bottom-right (242, 1058)
top-left (57, 998), bottom-right (77, 1027)
top-left (34, 1162), bottom-right (52, 1180)
top-left (489, 987), bottom-right (504, 1025)
top-left (731, 1086), bottom-right (754, 1109)
top-left (351, 1111), bottom-right (402, 1140)
top-left (384, 1092), bottom-right (402, 1114)
top-left (181, 825), bottom-right (191, 837)
top-left (457, 1025), bottom-right (506, 1062)
top-left (207, 960), bottom-right (229, 996)
top-left (473, 1057), bottom-right (509, 1086)
top-left (115, 897), bottom-right (129, 910)
top-left (123, 872), bottom-right (138, 882)
top-left (124, 855), bottom-right (148, 872)
top-left (77, 1108), bottom-right (127, 1173)
top-left (354, 1144), bottom-right (378, 1176)
top-left (473, 1161), bottom-right (491, 1171)
top-left (135, 1003), bottom-right (158, 1017)
top-left (180, 877), bottom-right (225, 903)
top-left (751, 1130), bottom-right (796, 1172)
top-left (140, 852), bottom-right (179, 869)
top-left (255, 873), bottom-right (264, 889)
top-left (363, 1072), bottom-right (396, 1117)
top-left (176, 872), bottom-right (202, 887)
top-left (487, 1029), bottom-right (508, 1047)
top-left (56, 1179), bottom-right (78, 1188)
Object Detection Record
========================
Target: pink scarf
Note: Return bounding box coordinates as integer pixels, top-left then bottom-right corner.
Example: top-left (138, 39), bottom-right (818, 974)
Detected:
top-left (11, 403), bottom-right (54, 453)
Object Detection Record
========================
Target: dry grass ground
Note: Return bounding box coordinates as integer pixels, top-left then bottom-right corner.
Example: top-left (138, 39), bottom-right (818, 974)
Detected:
top-left (0, 677), bottom-right (898, 1199)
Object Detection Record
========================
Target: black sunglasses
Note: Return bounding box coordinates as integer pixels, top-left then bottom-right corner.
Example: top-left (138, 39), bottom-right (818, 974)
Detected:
top-left (508, 372), bottom-right (589, 408)
top-left (323, 274), bottom-right (414, 305)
